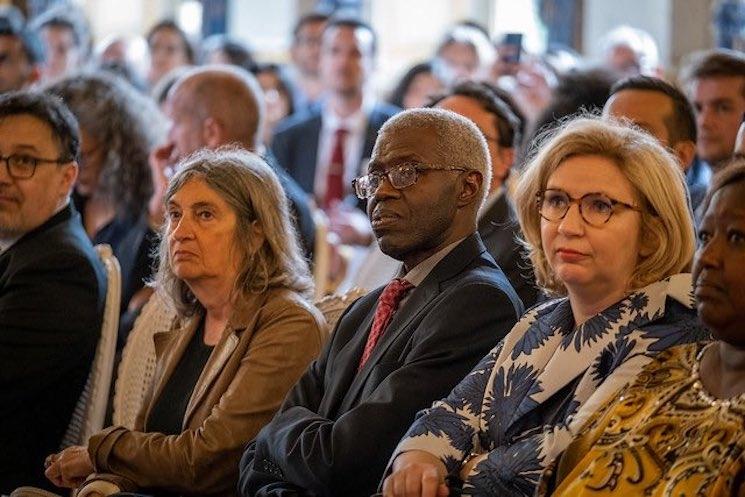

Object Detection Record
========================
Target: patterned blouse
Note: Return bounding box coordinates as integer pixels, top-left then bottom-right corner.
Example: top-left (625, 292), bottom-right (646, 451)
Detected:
top-left (390, 274), bottom-right (708, 497)
top-left (536, 342), bottom-right (745, 497)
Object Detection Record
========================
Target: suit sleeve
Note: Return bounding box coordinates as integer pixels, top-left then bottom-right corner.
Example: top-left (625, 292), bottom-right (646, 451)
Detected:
top-left (87, 303), bottom-right (324, 495)
top-left (244, 282), bottom-right (520, 497)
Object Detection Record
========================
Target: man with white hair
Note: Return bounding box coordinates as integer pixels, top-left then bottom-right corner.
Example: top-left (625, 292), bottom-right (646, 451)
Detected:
top-left (600, 25), bottom-right (661, 77)
top-left (239, 108), bottom-right (523, 497)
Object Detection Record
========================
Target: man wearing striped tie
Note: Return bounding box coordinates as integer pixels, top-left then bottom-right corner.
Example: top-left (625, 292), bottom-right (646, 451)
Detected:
top-left (239, 108), bottom-right (524, 497)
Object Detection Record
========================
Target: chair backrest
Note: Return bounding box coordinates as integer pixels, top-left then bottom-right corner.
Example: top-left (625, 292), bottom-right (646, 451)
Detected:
top-left (314, 287), bottom-right (367, 331)
top-left (312, 208), bottom-right (331, 300)
top-left (112, 291), bottom-right (177, 429)
top-left (59, 244), bottom-right (121, 448)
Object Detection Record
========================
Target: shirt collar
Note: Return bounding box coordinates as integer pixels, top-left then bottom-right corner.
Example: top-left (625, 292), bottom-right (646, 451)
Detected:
top-left (399, 237), bottom-right (466, 287)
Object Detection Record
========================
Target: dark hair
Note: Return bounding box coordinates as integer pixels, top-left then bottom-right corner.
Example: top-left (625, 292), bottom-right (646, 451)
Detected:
top-left (292, 11), bottom-right (330, 40)
top-left (610, 75), bottom-right (697, 144)
top-left (428, 80), bottom-right (521, 148)
top-left (201, 34), bottom-right (256, 72)
top-left (252, 62), bottom-right (295, 116)
top-left (388, 61), bottom-right (434, 109)
top-left (30, 4), bottom-right (90, 53)
top-left (146, 19), bottom-right (195, 64)
top-left (323, 17), bottom-right (376, 56)
top-left (46, 72), bottom-right (165, 213)
top-left (681, 49), bottom-right (745, 98)
top-left (0, 91), bottom-right (79, 161)
top-left (0, 12), bottom-right (44, 64)
top-left (699, 159), bottom-right (745, 217)
top-left (529, 67), bottom-right (620, 144)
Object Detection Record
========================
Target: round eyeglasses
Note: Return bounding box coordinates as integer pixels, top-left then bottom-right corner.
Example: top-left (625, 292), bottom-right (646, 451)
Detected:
top-left (537, 188), bottom-right (641, 227)
top-left (0, 154), bottom-right (68, 180)
top-left (352, 162), bottom-right (469, 200)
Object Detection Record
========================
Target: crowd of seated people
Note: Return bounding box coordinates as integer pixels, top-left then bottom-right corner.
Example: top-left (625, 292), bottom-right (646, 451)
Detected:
top-left (3, 4), bottom-right (745, 497)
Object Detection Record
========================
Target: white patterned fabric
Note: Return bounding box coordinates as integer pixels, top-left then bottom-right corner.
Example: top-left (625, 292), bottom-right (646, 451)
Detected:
top-left (391, 273), bottom-right (708, 497)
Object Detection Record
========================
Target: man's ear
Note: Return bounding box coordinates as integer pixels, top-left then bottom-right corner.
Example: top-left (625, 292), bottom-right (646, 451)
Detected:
top-left (202, 116), bottom-right (224, 149)
top-left (457, 170), bottom-right (483, 208)
top-left (59, 162), bottom-right (78, 198)
top-left (671, 140), bottom-right (696, 172)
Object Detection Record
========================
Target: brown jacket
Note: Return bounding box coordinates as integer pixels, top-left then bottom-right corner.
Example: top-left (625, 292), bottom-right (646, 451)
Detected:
top-left (86, 287), bottom-right (327, 496)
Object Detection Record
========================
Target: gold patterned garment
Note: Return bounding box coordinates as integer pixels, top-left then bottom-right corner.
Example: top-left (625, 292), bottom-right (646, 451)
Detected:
top-left (537, 342), bottom-right (745, 497)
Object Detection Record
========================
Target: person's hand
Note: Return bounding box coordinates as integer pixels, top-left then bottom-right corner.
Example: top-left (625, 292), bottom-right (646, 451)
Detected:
top-left (148, 142), bottom-right (177, 227)
top-left (327, 202), bottom-right (374, 246)
top-left (382, 450), bottom-right (449, 497)
top-left (44, 445), bottom-right (94, 488)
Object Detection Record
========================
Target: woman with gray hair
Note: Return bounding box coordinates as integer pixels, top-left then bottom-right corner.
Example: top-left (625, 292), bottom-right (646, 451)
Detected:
top-left (44, 148), bottom-right (327, 496)
top-left (46, 72), bottom-right (164, 336)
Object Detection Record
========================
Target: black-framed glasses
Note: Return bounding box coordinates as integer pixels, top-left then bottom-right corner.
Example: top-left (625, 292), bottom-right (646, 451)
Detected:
top-left (0, 154), bottom-right (68, 179)
top-left (352, 162), bottom-right (470, 200)
top-left (537, 188), bottom-right (641, 227)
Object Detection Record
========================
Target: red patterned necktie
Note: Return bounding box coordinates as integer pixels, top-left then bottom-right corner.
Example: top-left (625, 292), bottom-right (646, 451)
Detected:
top-left (324, 127), bottom-right (348, 209)
top-left (358, 278), bottom-right (414, 370)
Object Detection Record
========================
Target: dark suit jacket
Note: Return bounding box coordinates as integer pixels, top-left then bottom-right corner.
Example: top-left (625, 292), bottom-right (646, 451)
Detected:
top-left (478, 194), bottom-right (539, 309)
top-left (263, 152), bottom-right (316, 260)
top-left (238, 233), bottom-right (524, 497)
top-left (271, 103), bottom-right (400, 201)
top-left (0, 203), bottom-right (107, 493)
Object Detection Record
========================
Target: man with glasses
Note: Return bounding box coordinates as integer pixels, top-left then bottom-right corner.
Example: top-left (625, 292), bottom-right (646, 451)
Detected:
top-left (0, 91), bottom-right (106, 493)
top-left (239, 108), bottom-right (523, 497)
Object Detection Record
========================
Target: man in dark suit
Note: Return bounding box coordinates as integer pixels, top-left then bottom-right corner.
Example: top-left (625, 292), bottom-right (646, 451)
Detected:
top-left (239, 108), bottom-right (524, 497)
top-left (0, 91), bottom-right (106, 493)
top-left (271, 17), bottom-right (399, 245)
top-left (431, 81), bottom-right (539, 308)
top-left (148, 65), bottom-right (316, 258)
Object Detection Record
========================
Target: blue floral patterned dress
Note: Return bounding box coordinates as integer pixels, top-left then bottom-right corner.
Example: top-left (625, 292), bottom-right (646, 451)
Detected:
top-left (390, 274), bottom-right (708, 497)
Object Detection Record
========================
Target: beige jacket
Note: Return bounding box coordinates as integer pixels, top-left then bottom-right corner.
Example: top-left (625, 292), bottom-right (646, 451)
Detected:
top-left (86, 287), bottom-right (327, 496)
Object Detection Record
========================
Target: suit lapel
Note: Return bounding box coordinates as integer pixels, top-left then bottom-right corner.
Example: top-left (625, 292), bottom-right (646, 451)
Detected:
top-left (339, 234), bottom-right (487, 410)
top-left (300, 115), bottom-right (323, 193)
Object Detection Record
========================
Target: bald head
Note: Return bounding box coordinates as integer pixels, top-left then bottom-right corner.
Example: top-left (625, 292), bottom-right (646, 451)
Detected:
top-left (167, 65), bottom-right (265, 153)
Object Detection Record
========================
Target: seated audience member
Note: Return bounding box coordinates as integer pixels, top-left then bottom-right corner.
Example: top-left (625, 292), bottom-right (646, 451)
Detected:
top-left (599, 25), bottom-right (661, 77)
top-left (201, 33), bottom-right (256, 72)
top-left (383, 117), bottom-right (707, 497)
top-left (536, 161), bottom-right (745, 496)
top-left (47, 72), bottom-right (165, 339)
top-left (30, 5), bottom-right (90, 83)
top-left (432, 23), bottom-right (495, 86)
top-left (603, 75), bottom-right (703, 209)
top-left (149, 66), bottom-right (315, 259)
top-left (388, 61), bottom-right (445, 109)
top-left (352, 82), bottom-right (539, 306)
top-left (0, 9), bottom-right (44, 93)
top-left (0, 91), bottom-right (106, 493)
top-left (286, 11), bottom-right (329, 112)
top-left (145, 19), bottom-right (194, 89)
top-left (238, 108), bottom-right (524, 497)
top-left (680, 49), bottom-right (745, 192)
top-left (44, 148), bottom-right (326, 496)
top-left (252, 63), bottom-right (296, 146)
top-left (271, 17), bottom-right (398, 245)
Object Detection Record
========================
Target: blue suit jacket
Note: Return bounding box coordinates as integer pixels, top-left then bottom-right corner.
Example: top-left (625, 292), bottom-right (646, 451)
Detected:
top-left (238, 233), bottom-right (524, 497)
top-left (271, 103), bottom-right (400, 202)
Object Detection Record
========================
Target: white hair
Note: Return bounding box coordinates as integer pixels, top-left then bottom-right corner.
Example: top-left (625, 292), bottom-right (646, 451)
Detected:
top-left (601, 25), bottom-right (659, 74)
top-left (375, 108), bottom-right (492, 209)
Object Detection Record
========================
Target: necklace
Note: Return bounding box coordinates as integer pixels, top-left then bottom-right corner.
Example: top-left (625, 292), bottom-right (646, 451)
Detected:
top-left (690, 342), bottom-right (743, 409)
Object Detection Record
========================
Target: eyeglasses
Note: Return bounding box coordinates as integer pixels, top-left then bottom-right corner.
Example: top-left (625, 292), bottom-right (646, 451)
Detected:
top-left (0, 154), bottom-right (68, 179)
top-left (352, 162), bottom-right (469, 200)
top-left (537, 188), bottom-right (641, 227)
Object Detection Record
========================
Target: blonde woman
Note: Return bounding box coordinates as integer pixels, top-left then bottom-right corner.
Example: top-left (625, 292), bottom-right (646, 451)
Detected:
top-left (383, 117), bottom-right (707, 497)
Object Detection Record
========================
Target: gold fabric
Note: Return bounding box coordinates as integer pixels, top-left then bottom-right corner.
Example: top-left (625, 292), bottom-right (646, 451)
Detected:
top-left (539, 343), bottom-right (745, 497)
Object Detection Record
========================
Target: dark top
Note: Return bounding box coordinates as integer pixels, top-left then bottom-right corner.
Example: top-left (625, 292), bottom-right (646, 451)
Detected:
top-left (0, 203), bottom-right (106, 493)
top-left (146, 321), bottom-right (214, 436)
